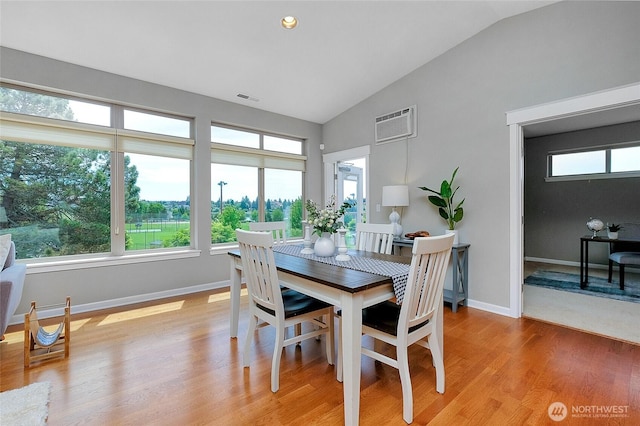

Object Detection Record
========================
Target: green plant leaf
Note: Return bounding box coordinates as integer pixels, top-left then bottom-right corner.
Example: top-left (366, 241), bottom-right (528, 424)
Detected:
top-left (440, 180), bottom-right (451, 199)
top-left (438, 207), bottom-right (449, 220)
top-left (428, 195), bottom-right (446, 208)
top-left (418, 186), bottom-right (439, 195)
top-left (453, 207), bottom-right (463, 222)
top-left (450, 166), bottom-right (459, 183)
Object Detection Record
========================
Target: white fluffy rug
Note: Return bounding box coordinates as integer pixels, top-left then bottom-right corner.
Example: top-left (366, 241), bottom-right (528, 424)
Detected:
top-left (0, 382), bottom-right (51, 425)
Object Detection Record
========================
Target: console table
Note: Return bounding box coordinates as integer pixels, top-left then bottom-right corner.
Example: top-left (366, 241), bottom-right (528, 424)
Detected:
top-left (393, 239), bottom-right (470, 312)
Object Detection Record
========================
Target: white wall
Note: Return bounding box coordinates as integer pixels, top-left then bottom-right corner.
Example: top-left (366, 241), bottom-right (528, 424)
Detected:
top-left (1, 47), bottom-right (324, 317)
top-left (322, 1), bottom-right (640, 311)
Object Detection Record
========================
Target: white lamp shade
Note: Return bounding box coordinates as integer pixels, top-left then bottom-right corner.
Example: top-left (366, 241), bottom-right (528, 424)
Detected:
top-left (382, 185), bottom-right (409, 207)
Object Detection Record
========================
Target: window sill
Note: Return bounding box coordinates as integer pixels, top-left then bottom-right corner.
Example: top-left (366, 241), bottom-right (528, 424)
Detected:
top-left (209, 239), bottom-right (304, 256)
top-left (24, 249), bottom-right (201, 274)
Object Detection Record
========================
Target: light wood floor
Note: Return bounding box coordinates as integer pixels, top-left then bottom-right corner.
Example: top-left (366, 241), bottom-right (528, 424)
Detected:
top-left (2, 290), bottom-right (640, 425)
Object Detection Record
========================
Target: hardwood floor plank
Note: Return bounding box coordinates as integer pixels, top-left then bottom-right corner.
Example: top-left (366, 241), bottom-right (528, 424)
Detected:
top-left (2, 290), bottom-right (640, 425)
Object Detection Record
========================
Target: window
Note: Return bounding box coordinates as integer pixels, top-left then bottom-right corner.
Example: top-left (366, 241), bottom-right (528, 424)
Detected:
top-left (547, 143), bottom-right (640, 180)
top-left (0, 85), bottom-right (194, 260)
top-left (211, 125), bottom-right (305, 244)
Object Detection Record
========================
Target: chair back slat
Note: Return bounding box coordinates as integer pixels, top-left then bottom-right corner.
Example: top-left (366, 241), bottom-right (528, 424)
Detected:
top-left (355, 223), bottom-right (395, 254)
top-left (236, 229), bottom-right (282, 314)
top-left (400, 234), bottom-right (455, 332)
top-left (249, 221), bottom-right (288, 244)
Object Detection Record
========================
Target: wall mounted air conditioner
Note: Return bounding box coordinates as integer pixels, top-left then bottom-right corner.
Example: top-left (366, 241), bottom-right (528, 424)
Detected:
top-left (375, 105), bottom-right (417, 144)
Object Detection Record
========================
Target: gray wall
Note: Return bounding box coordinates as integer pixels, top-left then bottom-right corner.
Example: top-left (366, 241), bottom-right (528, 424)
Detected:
top-left (525, 121), bottom-right (640, 265)
top-left (0, 47), bottom-right (324, 315)
top-left (322, 1), bottom-right (640, 309)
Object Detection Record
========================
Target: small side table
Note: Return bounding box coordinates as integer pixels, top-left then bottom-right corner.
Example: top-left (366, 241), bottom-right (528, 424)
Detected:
top-left (393, 239), bottom-right (470, 312)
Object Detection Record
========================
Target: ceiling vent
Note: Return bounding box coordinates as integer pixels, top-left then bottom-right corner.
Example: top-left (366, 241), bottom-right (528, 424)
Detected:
top-left (375, 105), bottom-right (417, 144)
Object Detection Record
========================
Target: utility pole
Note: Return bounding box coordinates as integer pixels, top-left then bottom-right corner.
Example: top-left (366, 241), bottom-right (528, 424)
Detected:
top-left (217, 181), bottom-right (227, 214)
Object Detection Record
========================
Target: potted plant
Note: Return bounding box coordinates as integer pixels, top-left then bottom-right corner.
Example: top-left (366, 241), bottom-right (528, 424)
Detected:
top-left (419, 167), bottom-right (465, 242)
top-left (607, 223), bottom-right (622, 239)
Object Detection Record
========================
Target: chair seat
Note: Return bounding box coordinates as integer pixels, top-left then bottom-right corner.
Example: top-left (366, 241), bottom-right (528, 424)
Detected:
top-left (609, 252), bottom-right (640, 265)
top-left (257, 288), bottom-right (332, 318)
top-left (361, 301), bottom-right (429, 336)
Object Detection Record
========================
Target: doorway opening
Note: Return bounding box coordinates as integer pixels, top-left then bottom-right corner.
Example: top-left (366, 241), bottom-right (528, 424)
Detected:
top-left (507, 82), bottom-right (640, 341)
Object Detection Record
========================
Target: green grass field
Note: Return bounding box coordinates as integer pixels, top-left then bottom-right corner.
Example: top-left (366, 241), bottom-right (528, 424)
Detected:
top-left (126, 221), bottom-right (190, 250)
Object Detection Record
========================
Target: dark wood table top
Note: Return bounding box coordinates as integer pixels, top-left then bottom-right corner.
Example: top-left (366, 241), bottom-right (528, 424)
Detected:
top-left (228, 248), bottom-right (410, 294)
top-left (580, 235), bottom-right (640, 243)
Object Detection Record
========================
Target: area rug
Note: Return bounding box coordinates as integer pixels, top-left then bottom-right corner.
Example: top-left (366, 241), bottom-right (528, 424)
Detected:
top-left (524, 270), bottom-right (640, 304)
top-left (0, 382), bottom-right (51, 425)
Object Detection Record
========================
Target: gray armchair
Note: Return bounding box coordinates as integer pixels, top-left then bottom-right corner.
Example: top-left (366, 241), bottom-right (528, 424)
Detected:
top-left (1, 241), bottom-right (26, 339)
top-left (608, 223), bottom-right (640, 290)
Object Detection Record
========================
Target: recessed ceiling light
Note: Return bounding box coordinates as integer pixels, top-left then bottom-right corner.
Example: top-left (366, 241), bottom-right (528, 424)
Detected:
top-left (281, 16), bottom-right (298, 30)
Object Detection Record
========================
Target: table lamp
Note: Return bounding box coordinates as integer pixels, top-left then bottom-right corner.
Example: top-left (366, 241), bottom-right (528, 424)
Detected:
top-left (382, 185), bottom-right (409, 237)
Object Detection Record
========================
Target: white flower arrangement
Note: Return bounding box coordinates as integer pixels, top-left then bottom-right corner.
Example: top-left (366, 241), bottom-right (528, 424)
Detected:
top-left (305, 195), bottom-right (353, 237)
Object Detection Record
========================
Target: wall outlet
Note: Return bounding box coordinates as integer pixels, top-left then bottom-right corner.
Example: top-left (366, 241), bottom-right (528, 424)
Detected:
top-left (376, 203), bottom-right (381, 212)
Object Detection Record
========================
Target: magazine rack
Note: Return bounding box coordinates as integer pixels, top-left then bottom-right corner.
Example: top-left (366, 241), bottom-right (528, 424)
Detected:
top-left (24, 297), bottom-right (70, 367)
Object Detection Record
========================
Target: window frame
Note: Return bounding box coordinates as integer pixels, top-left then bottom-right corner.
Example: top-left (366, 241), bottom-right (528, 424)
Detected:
top-left (210, 123), bottom-right (306, 246)
top-left (1, 84), bottom-right (196, 265)
top-left (546, 141), bottom-right (640, 182)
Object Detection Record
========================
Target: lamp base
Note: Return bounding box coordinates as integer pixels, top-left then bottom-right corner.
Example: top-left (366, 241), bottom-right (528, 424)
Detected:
top-left (389, 208), bottom-right (403, 237)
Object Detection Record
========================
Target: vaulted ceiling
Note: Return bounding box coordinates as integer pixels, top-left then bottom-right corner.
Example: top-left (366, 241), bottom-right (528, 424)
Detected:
top-left (0, 1), bottom-right (557, 124)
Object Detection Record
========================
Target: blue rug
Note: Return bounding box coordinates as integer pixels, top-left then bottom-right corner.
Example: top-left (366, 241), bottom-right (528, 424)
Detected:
top-left (524, 270), bottom-right (640, 304)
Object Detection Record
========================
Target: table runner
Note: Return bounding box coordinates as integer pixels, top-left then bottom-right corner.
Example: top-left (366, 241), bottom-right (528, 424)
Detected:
top-left (273, 244), bottom-right (410, 303)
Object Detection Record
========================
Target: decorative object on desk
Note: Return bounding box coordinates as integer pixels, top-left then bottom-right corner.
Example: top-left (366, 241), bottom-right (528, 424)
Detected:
top-left (300, 220), bottom-right (314, 254)
top-left (382, 184), bottom-right (409, 237)
top-left (313, 233), bottom-right (336, 257)
top-left (419, 166), bottom-right (464, 231)
top-left (586, 217), bottom-right (604, 238)
top-left (404, 230), bottom-right (430, 239)
top-left (305, 196), bottom-right (353, 236)
top-left (607, 223), bottom-right (622, 239)
top-left (335, 228), bottom-right (351, 261)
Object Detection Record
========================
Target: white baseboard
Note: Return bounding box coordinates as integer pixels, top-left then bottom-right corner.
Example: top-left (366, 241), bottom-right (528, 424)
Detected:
top-left (11, 283), bottom-right (517, 327)
top-left (10, 280), bottom-right (231, 326)
top-left (466, 298), bottom-right (515, 318)
top-left (524, 256), bottom-right (610, 271)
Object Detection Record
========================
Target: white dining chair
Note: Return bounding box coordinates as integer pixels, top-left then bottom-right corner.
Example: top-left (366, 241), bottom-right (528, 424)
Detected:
top-left (236, 229), bottom-right (334, 393)
top-left (337, 233), bottom-right (454, 424)
top-left (355, 222), bottom-right (395, 254)
top-left (249, 221), bottom-right (287, 244)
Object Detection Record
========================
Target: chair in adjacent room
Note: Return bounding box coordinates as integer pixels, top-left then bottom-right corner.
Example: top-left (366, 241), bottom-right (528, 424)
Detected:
top-left (249, 221), bottom-right (287, 244)
top-left (608, 223), bottom-right (640, 290)
top-left (236, 229), bottom-right (334, 392)
top-left (337, 233), bottom-right (454, 424)
top-left (354, 222), bottom-right (395, 254)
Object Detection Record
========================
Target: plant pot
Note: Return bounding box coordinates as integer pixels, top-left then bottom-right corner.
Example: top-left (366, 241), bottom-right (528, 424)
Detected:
top-left (607, 231), bottom-right (619, 240)
top-left (314, 233), bottom-right (336, 257)
top-left (446, 229), bottom-right (459, 245)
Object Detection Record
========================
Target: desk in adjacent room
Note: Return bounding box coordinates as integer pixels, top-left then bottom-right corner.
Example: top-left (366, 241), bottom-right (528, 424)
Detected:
top-left (580, 235), bottom-right (640, 288)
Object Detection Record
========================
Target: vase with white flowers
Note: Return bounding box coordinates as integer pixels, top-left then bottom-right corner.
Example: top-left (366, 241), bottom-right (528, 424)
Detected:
top-left (305, 196), bottom-right (353, 256)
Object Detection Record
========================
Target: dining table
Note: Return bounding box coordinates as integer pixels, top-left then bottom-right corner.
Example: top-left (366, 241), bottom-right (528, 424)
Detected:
top-left (228, 244), bottom-right (444, 425)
